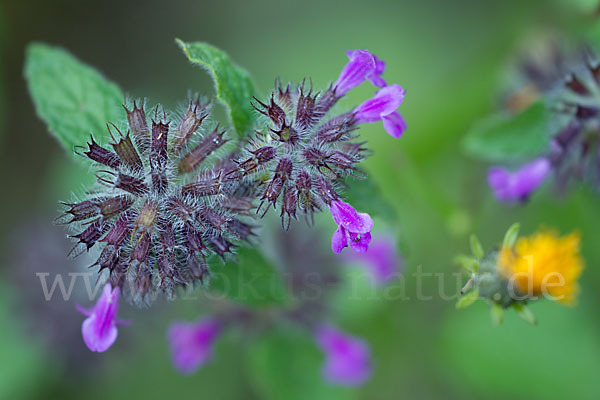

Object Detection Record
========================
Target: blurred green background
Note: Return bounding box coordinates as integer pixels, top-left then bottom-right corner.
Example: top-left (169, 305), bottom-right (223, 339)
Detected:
top-left (2, 0), bottom-right (600, 399)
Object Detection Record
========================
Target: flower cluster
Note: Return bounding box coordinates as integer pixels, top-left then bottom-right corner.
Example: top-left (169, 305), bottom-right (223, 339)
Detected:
top-left (488, 45), bottom-right (600, 203)
top-left (59, 48), bottom-right (406, 362)
top-left (456, 223), bottom-right (584, 324)
top-left (234, 50), bottom-right (405, 245)
top-left (60, 99), bottom-right (255, 306)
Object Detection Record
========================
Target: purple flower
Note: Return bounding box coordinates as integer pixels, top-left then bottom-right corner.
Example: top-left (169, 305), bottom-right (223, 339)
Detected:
top-left (334, 50), bottom-right (377, 96)
top-left (76, 283), bottom-right (127, 352)
top-left (345, 50), bottom-right (388, 89)
top-left (167, 318), bottom-right (221, 374)
top-left (487, 157), bottom-right (551, 203)
top-left (344, 234), bottom-right (402, 285)
top-left (354, 84), bottom-right (406, 138)
top-left (314, 324), bottom-right (372, 387)
top-left (329, 200), bottom-right (373, 254)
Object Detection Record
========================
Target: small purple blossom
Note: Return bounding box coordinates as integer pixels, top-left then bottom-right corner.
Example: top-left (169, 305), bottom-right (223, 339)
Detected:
top-left (314, 324), bottom-right (372, 387)
top-left (334, 50), bottom-right (377, 96)
top-left (167, 318), bottom-right (221, 374)
top-left (76, 283), bottom-right (126, 352)
top-left (487, 157), bottom-right (551, 203)
top-left (354, 84), bottom-right (406, 138)
top-left (345, 50), bottom-right (387, 89)
top-left (329, 200), bottom-right (373, 254)
top-left (344, 234), bottom-right (402, 285)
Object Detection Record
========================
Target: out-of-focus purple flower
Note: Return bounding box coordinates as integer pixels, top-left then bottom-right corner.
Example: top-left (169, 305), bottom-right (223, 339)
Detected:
top-left (314, 324), bottom-right (372, 387)
top-left (167, 318), bottom-right (221, 374)
top-left (329, 200), bottom-right (373, 254)
top-left (354, 84), bottom-right (406, 138)
top-left (345, 50), bottom-right (387, 89)
top-left (344, 234), bottom-right (402, 285)
top-left (487, 157), bottom-right (551, 203)
top-left (334, 50), bottom-right (377, 96)
top-left (76, 283), bottom-right (126, 352)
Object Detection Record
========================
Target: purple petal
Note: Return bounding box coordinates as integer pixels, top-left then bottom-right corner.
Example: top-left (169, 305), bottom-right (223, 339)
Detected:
top-left (367, 55), bottom-right (387, 88)
top-left (354, 84), bottom-right (405, 123)
top-left (381, 111), bottom-right (407, 138)
top-left (314, 324), bottom-right (372, 387)
top-left (75, 304), bottom-right (92, 317)
top-left (79, 283), bottom-right (122, 352)
top-left (91, 285), bottom-right (120, 339)
top-left (82, 315), bottom-right (118, 352)
top-left (345, 50), bottom-right (387, 88)
top-left (487, 158), bottom-right (550, 203)
top-left (348, 231), bottom-right (372, 253)
top-left (331, 226), bottom-right (348, 254)
top-left (513, 158), bottom-right (551, 198)
top-left (167, 318), bottom-right (221, 374)
top-left (329, 201), bottom-right (373, 234)
top-left (487, 167), bottom-right (513, 202)
top-left (368, 75), bottom-right (388, 89)
top-left (334, 50), bottom-right (376, 96)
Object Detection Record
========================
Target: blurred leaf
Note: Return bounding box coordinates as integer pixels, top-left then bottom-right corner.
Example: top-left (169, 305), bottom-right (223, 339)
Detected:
top-left (0, 284), bottom-right (51, 399)
top-left (24, 42), bottom-right (123, 159)
top-left (343, 176), bottom-right (396, 221)
top-left (502, 223), bottom-right (520, 249)
top-left (441, 302), bottom-right (600, 398)
top-left (513, 303), bottom-right (537, 325)
top-left (463, 101), bottom-right (551, 163)
top-left (454, 254), bottom-right (479, 274)
top-left (176, 39), bottom-right (256, 138)
top-left (490, 302), bottom-right (504, 325)
top-left (456, 288), bottom-right (479, 309)
top-left (469, 234), bottom-right (485, 259)
top-left (246, 326), bottom-right (356, 400)
top-left (209, 247), bottom-right (291, 307)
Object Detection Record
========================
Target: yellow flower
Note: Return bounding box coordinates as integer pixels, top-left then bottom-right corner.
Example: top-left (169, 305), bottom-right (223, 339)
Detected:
top-left (498, 230), bottom-right (583, 305)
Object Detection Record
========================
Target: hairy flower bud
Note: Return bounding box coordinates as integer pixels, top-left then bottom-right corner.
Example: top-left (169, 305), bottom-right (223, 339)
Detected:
top-left (179, 129), bottom-right (228, 173)
top-left (77, 136), bottom-right (120, 168)
top-left (110, 127), bottom-right (143, 171)
top-left (173, 98), bottom-right (208, 151)
top-left (61, 99), bottom-right (251, 306)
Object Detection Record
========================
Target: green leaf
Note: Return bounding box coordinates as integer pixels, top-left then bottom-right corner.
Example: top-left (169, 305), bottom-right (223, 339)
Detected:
top-left (24, 43), bottom-right (124, 159)
top-left (456, 288), bottom-right (479, 309)
top-left (502, 223), bottom-right (520, 249)
top-left (513, 303), bottom-right (537, 325)
top-left (490, 302), bottom-right (504, 325)
top-left (176, 39), bottom-right (256, 138)
top-left (209, 246), bottom-right (291, 307)
top-left (463, 101), bottom-right (551, 163)
top-left (469, 234), bottom-right (485, 259)
top-left (454, 254), bottom-right (479, 273)
top-left (246, 327), bottom-right (356, 400)
top-left (441, 301), bottom-right (600, 399)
